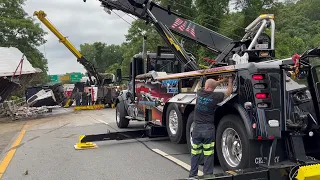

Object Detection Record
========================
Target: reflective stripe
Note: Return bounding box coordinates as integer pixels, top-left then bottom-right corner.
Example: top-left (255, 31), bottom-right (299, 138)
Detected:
top-left (192, 143), bottom-right (202, 149)
top-left (191, 149), bottom-right (203, 155)
top-left (203, 142), bottom-right (215, 149)
top-left (203, 150), bottom-right (214, 156)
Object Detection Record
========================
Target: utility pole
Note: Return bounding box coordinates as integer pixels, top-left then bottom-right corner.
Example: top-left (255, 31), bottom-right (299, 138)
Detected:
top-left (142, 35), bottom-right (147, 59)
top-left (142, 34), bottom-right (147, 72)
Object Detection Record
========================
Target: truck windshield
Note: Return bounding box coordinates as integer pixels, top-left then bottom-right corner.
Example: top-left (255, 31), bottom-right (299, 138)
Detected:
top-left (156, 59), bottom-right (179, 73)
top-left (148, 57), bottom-right (180, 74)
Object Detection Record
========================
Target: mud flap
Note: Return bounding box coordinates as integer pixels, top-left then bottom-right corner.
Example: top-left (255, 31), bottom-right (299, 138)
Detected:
top-left (247, 139), bottom-right (287, 168)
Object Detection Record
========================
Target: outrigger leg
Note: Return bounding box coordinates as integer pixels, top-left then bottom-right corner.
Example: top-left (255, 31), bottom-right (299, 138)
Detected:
top-left (74, 123), bottom-right (167, 150)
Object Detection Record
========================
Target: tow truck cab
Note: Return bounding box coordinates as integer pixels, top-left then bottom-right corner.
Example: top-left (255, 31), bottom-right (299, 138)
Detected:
top-left (115, 47), bottom-right (320, 173)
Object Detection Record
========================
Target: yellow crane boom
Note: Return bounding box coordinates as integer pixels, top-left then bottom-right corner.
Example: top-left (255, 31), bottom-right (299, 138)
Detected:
top-left (33, 10), bottom-right (83, 60)
top-left (33, 10), bottom-right (115, 108)
top-left (33, 10), bottom-right (104, 86)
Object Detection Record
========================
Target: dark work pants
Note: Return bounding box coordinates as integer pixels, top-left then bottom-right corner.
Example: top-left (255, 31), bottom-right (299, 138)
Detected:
top-left (189, 123), bottom-right (215, 178)
top-left (88, 96), bottom-right (92, 105)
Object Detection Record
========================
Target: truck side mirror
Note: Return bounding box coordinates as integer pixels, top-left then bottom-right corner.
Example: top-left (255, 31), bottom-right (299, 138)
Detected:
top-left (116, 69), bottom-right (122, 82)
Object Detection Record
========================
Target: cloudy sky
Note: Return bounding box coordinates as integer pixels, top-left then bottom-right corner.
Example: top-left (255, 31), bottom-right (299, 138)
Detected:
top-left (23, 0), bottom-right (134, 75)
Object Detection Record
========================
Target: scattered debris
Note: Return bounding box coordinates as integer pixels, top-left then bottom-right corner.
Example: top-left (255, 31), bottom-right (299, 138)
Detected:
top-left (0, 97), bottom-right (60, 120)
top-left (14, 106), bottom-right (49, 120)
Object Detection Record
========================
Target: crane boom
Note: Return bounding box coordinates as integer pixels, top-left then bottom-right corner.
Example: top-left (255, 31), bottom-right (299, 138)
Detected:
top-left (99, 0), bottom-right (275, 65)
top-left (34, 10), bottom-right (82, 59)
top-left (100, 0), bottom-right (233, 53)
top-left (33, 10), bottom-right (103, 85)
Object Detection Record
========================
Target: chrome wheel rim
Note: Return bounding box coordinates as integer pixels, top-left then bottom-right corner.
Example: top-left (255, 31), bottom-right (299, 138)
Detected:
top-left (116, 110), bottom-right (120, 124)
top-left (190, 122), bottom-right (194, 146)
top-left (221, 128), bottom-right (242, 167)
top-left (168, 110), bottom-right (178, 135)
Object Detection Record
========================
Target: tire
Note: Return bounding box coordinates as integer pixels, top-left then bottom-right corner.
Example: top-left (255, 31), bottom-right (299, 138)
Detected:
top-left (216, 115), bottom-right (250, 171)
top-left (186, 111), bottom-right (204, 165)
top-left (166, 103), bottom-right (186, 144)
top-left (116, 102), bottom-right (129, 128)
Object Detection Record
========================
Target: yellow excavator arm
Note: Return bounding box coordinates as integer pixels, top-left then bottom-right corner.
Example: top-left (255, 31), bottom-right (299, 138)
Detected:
top-left (33, 10), bottom-right (83, 60)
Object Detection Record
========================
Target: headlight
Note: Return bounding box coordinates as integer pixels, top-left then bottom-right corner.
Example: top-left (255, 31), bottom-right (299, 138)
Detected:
top-left (305, 90), bottom-right (311, 99)
top-left (293, 89), bottom-right (311, 104)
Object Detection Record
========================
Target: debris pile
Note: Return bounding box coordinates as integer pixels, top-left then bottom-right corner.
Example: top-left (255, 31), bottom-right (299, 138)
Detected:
top-left (0, 97), bottom-right (60, 120)
top-left (13, 106), bottom-right (50, 120)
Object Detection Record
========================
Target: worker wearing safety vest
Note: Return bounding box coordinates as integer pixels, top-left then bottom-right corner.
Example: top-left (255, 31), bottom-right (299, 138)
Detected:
top-left (189, 76), bottom-right (234, 178)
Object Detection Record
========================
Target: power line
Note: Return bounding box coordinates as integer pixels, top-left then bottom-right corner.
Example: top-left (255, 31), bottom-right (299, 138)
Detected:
top-left (110, 10), bottom-right (158, 51)
top-left (111, 10), bottom-right (133, 26)
top-left (167, 0), bottom-right (246, 30)
top-left (162, 4), bottom-right (243, 39)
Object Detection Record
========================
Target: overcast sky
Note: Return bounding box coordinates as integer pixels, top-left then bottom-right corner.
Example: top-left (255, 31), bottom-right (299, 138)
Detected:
top-left (23, 0), bottom-right (134, 75)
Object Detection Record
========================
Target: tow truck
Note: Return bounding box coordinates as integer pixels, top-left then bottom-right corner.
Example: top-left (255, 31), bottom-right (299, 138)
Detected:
top-left (33, 10), bottom-right (118, 108)
top-left (77, 0), bottom-right (320, 179)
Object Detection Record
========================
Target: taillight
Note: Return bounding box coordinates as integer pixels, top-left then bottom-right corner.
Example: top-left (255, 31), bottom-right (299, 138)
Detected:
top-left (252, 74), bottom-right (264, 80)
top-left (255, 93), bottom-right (269, 99)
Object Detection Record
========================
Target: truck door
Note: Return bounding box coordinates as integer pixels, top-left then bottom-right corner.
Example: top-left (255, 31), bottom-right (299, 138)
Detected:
top-left (308, 58), bottom-right (320, 121)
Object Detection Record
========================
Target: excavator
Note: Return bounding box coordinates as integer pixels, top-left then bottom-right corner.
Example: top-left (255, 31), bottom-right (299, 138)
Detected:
top-left (33, 10), bottom-right (118, 108)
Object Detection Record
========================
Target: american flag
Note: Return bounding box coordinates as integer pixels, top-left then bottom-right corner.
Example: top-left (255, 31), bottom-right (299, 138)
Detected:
top-left (186, 23), bottom-right (191, 32)
top-left (184, 22), bottom-right (196, 38)
top-left (171, 18), bottom-right (184, 29)
top-left (172, 18), bottom-right (196, 38)
top-left (178, 21), bottom-right (187, 31)
top-left (189, 24), bottom-right (196, 38)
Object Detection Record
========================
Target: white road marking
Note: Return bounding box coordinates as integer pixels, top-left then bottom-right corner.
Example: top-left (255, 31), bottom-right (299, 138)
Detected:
top-left (94, 118), bottom-right (109, 125)
top-left (152, 148), bottom-right (203, 176)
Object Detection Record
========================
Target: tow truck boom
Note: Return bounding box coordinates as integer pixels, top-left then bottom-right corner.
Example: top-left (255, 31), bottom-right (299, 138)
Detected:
top-left (100, 0), bottom-right (275, 65)
top-left (33, 10), bottom-right (103, 86)
top-left (101, 0), bottom-right (233, 53)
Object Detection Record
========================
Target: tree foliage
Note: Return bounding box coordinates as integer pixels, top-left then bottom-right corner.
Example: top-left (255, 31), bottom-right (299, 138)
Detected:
top-left (0, 0), bottom-right (48, 83)
top-left (79, 42), bottom-right (125, 75)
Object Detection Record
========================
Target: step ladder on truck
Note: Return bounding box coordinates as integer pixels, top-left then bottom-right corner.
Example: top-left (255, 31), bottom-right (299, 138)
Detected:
top-left (76, 0), bottom-right (320, 179)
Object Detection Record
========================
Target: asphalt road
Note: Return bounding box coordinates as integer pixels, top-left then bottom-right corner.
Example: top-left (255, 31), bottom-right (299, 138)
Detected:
top-left (0, 108), bottom-right (222, 180)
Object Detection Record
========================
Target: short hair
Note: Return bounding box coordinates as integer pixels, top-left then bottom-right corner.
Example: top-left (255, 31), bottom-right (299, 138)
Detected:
top-left (205, 79), bottom-right (219, 90)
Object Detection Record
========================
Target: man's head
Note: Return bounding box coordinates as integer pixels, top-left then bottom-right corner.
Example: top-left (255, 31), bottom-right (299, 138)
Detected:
top-left (204, 79), bottom-right (219, 91)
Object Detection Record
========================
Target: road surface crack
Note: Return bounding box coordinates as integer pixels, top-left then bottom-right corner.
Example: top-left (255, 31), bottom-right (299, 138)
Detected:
top-left (44, 123), bottom-right (70, 134)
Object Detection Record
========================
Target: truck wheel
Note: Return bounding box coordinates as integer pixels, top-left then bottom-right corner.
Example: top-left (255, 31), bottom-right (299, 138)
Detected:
top-left (186, 111), bottom-right (204, 165)
top-left (216, 115), bottom-right (250, 170)
top-left (116, 102), bottom-right (129, 128)
top-left (166, 103), bottom-right (186, 144)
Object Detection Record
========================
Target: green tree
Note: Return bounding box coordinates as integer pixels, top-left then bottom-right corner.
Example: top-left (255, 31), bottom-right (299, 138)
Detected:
top-left (79, 43), bottom-right (97, 65)
top-left (80, 42), bottom-right (125, 74)
top-left (79, 42), bottom-right (107, 73)
top-left (0, 0), bottom-right (48, 83)
top-left (194, 0), bottom-right (229, 64)
top-left (121, 20), bottom-right (164, 76)
top-left (102, 44), bottom-right (124, 68)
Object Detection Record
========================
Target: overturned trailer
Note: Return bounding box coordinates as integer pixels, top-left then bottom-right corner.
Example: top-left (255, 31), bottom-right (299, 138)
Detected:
top-left (0, 47), bottom-right (42, 103)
